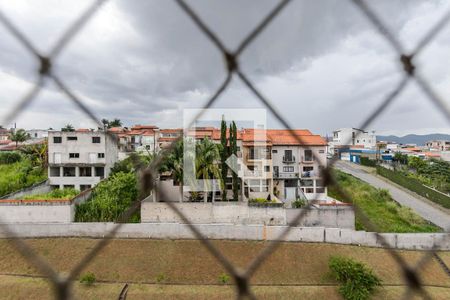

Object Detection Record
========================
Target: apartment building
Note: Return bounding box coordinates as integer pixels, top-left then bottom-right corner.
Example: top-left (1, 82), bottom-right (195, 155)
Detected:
top-left (26, 129), bottom-right (48, 139)
top-left (426, 140), bottom-right (450, 151)
top-left (47, 130), bottom-right (119, 190)
top-left (329, 128), bottom-right (376, 155)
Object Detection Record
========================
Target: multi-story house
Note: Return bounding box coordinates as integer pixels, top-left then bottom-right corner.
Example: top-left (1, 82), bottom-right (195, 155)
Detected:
top-left (329, 128), bottom-right (376, 155)
top-left (158, 129), bottom-right (183, 150)
top-left (26, 129), bottom-right (48, 139)
top-left (47, 130), bottom-right (119, 191)
top-left (426, 140), bottom-right (450, 151)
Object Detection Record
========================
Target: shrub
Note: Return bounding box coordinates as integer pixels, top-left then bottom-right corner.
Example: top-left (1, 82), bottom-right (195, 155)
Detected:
top-left (329, 256), bottom-right (381, 300)
top-left (292, 198), bottom-right (307, 208)
top-left (360, 157), bottom-right (376, 167)
top-left (23, 188), bottom-right (79, 200)
top-left (75, 172), bottom-right (139, 222)
top-left (156, 273), bottom-right (167, 283)
top-left (0, 151), bottom-right (22, 164)
top-left (79, 272), bottom-right (96, 286)
top-left (218, 273), bottom-right (230, 284)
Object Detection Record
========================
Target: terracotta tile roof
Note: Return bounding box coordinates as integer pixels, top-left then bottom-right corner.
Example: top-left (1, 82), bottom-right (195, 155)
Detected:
top-left (160, 129), bottom-right (183, 133)
top-left (75, 128), bottom-right (91, 132)
top-left (131, 125), bottom-right (159, 130)
top-left (423, 152), bottom-right (441, 157)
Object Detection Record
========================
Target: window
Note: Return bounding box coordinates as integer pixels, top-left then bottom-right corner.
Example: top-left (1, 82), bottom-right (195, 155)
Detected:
top-left (264, 165), bottom-right (270, 172)
top-left (80, 185), bottom-right (91, 191)
top-left (53, 136), bottom-right (62, 143)
top-left (49, 167), bottom-right (60, 177)
top-left (319, 150), bottom-right (325, 153)
top-left (95, 167), bottom-right (105, 178)
top-left (92, 136), bottom-right (101, 143)
top-left (284, 149), bottom-right (293, 161)
top-left (63, 167), bottom-right (76, 177)
top-left (98, 153), bottom-right (105, 158)
top-left (67, 136), bottom-right (77, 141)
top-left (79, 167), bottom-right (92, 177)
top-left (316, 187), bottom-right (325, 193)
top-left (64, 185), bottom-right (75, 189)
top-left (303, 166), bottom-right (313, 172)
top-left (305, 188), bottom-right (314, 193)
top-left (272, 149), bottom-right (278, 153)
top-left (283, 166), bottom-right (294, 172)
top-left (300, 179), bottom-right (314, 187)
top-left (304, 149), bottom-right (313, 161)
top-left (273, 166), bottom-right (279, 175)
top-left (69, 153), bottom-right (79, 158)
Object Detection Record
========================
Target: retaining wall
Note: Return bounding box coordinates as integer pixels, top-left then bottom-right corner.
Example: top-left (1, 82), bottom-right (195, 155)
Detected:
top-left (0, 180), bottom-right (50, 200)
top-left (0, 223), bottom-right (448, 250)
top-left (141, 202), bottom-right (355, 229)
top-left (0, 201), bottom-right (73, 223)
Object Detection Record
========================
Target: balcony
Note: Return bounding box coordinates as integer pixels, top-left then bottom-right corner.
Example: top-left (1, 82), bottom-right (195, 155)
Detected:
top-left (247, 154), bottom-right (271, 160)
top-left (282, 156), bottom-right (296, 163)
top-left (244, 170), bottom-right (263, 177)
top-left (274, 172), bottom-right (298, 179)
top-left (301, 171), bottom-right (318, 178)
top-left (301, 156), bottom-right (314, 163)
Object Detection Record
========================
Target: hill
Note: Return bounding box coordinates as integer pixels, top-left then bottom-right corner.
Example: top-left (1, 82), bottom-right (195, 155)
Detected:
top-left (377, 133), bottom-right (450, 145)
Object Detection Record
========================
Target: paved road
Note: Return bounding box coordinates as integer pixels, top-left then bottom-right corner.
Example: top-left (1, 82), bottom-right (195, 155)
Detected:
top-left (334, 160), bottom-right (450, 231)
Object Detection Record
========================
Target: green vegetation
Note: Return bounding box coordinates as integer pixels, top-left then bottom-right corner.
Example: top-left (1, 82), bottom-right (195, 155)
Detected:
top-left (0, 156), bottom-right (47, 197)
top-left (218, 273), bottom-right (230, 284)
top-left (196, 137), bottom-right (221, 202)
top-left (79, 272), bottom-right (96, 286)
top-left (0, 151), bottom-right (22, 164)
top-left (23, 188), bottom-right (78, 200)
top-left (249, 198), bottom-right (283, 207)
top-left (75, 172), bottom-right (138, 222)
top-left (156, 273), bottom-right (167, 283)
top-left (292, 198), bottom-right (307, 208)
top-left (329, 256), bottom-right (381, 300)
top-left (9, 129), bottom-right (30, 147)
top-left (220, 116), bottom-right (229, 201)
top-left (377, 166), bottom-right (450, 209)
top-left (230, 121), bottom-right (239, 201)
top-left (360, 157), bottom-right (376, 167)
top-left (329, 169), bottom-right (440, 232)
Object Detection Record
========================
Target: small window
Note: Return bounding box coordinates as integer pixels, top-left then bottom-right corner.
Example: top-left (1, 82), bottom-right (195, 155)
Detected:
top-left (53, 136), bottom-right (62, 143)
top-left (264, 165), bottom-right (270, 172)
top-left (272, 149), bottom-right (278, 153)
top-left (92, 136), bottom-right (101, 143)
top-left (69, 153), bottom-right (79, 158)
top-left (98, 153), bottom-right (105, 158)
top-left (283, 166), bottom-right (294, 172)
top-left (316, 187), bottom-right (325, 193)
top-left (303, 166), bottom-right (313, 172)
top-left (67, 136), bottom-right (77, 141)
top-left (319, 150), bottom-right (325, 153)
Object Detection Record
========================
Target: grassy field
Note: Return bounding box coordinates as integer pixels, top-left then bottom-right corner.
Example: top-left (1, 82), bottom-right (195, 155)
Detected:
top-left (0, 158), bottom-right (47, 197)
top-left (22, 188), bottom-right (79, 200)
top-left (0, 238), bottom-right (449, 299)
top-left (329, 169), bottom-right (440, 233)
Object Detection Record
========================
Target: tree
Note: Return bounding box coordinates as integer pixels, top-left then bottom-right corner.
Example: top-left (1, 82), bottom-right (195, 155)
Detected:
top-left (20, 143), bottom-right (48, 169)
top-left (196, 137), bottom-right (221, 202)
top-left (408, 156), bottom-right (426, 173)
top-left (101, 118), bottom-right (122, 129)
top-left (9, 129), bottom-right (30, 147)
top-left (220, 115), bottom-right (228, 201)
top-left (160, 140), bottom-right (184, 202)
top-left (230, 121), bottom-right (239, 201)
top-left (61, 124), bottom-right (75, 132)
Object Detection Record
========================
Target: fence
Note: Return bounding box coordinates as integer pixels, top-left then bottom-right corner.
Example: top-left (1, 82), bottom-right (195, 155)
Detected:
top-left (0, 0), bottom-right (449, 299)
top-left (377, 166), bottom-right (450, 209)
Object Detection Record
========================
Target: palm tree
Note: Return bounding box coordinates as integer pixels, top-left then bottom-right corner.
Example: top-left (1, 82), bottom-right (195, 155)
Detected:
top-left (196, 137), bottom-right (221, 202)
top-left (61, 124), bottom-right (75, 132)
top-left (109, 118), bottom-right (122, 128)
top-left (160, 140), bottom-right (184, 202)
top-left (9, 129), bottom-right (30, 147)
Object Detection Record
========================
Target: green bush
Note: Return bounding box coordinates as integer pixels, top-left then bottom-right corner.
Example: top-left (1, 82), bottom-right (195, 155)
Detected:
top-left (75, 172), bottom-right (139, 222)
top-left (292, 198), bottom-right (307, 208)
top-left (23, 188), bottom-right (79, 200)
top-left (0, 158), bottom-right (47, 197)
top-left (377, 166), bottom-right (450, 209)
top-left (218, 273), bottom-right (230, 284)
top-left (79, 272), bottom-right (96, 286)
top-left (0, 151), bottom-right (22, 164)
top-left (360, 157), bottom-right (376, 167)
top-left (329, 256), bottom-right (381, 300)
top-left (156, 273), bottom-right (167, 283)
top-left (248, 198), bottom-right (283, 207)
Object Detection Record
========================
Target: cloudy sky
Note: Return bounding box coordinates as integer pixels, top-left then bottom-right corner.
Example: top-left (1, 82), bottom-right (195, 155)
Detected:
top-left (0, 0), bottom-right (449, 136)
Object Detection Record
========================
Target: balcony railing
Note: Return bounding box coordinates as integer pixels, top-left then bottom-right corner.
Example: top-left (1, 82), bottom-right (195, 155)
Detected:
top-left (244, 170), bottom-right (263, 177)
top-left (273, 171), bottom-right (299, 179)
top-left (301, 156), bottom-right (314, 163)
top-left (247, 154), bottom-right (271, 160)
top-left (301, 171), bottom-right (318, 178)
top-left (282, 156), bottom-right (296, 163)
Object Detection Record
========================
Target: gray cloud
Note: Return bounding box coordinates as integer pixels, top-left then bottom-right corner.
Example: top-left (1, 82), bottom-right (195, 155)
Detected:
top-left (0, 0), bottom-right (448, 135)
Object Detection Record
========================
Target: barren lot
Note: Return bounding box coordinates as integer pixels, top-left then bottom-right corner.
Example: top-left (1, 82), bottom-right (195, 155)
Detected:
top-left (0, 238), bottom-right (449, 299)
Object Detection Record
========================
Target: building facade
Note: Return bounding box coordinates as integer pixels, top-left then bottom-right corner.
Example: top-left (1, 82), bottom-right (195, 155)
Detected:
top-left (47, 130), bottom-right (119, 190)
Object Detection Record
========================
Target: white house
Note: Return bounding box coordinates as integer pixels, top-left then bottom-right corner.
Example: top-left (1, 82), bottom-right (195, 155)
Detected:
top-left (47, 130), bottom-right (119, 191)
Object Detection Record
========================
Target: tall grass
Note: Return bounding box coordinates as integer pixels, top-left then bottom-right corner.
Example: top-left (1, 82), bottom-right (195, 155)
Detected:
top-left (329, 169), bottom-right (440, 233)
top-left (0, 158), bottom-right (47, 197)
top-left (23, 188), bottom-right (79, 200)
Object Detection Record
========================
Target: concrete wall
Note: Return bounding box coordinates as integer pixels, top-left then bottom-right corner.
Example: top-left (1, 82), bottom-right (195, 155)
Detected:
top-left (1, 223), bottom-right (448, 250)
top-left (0, 180), bottom-right (50, 200)
top-left (0, 201), bottom-right (73, 223)
top-left (141, 202), bottom-right (354, 229)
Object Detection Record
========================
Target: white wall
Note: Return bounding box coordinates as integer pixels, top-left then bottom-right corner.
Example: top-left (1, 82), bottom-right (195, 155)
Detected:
top-left (1, 223), bottom-right (448, 250)
top-left (0, 202), bottom-right (74, 223)
top-left (141, 202), bottom-right (354, 229)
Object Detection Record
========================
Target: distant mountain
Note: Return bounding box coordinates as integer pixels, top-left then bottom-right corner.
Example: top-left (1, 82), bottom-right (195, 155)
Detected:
top-left (377, 134), bottom-right (450, 145)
